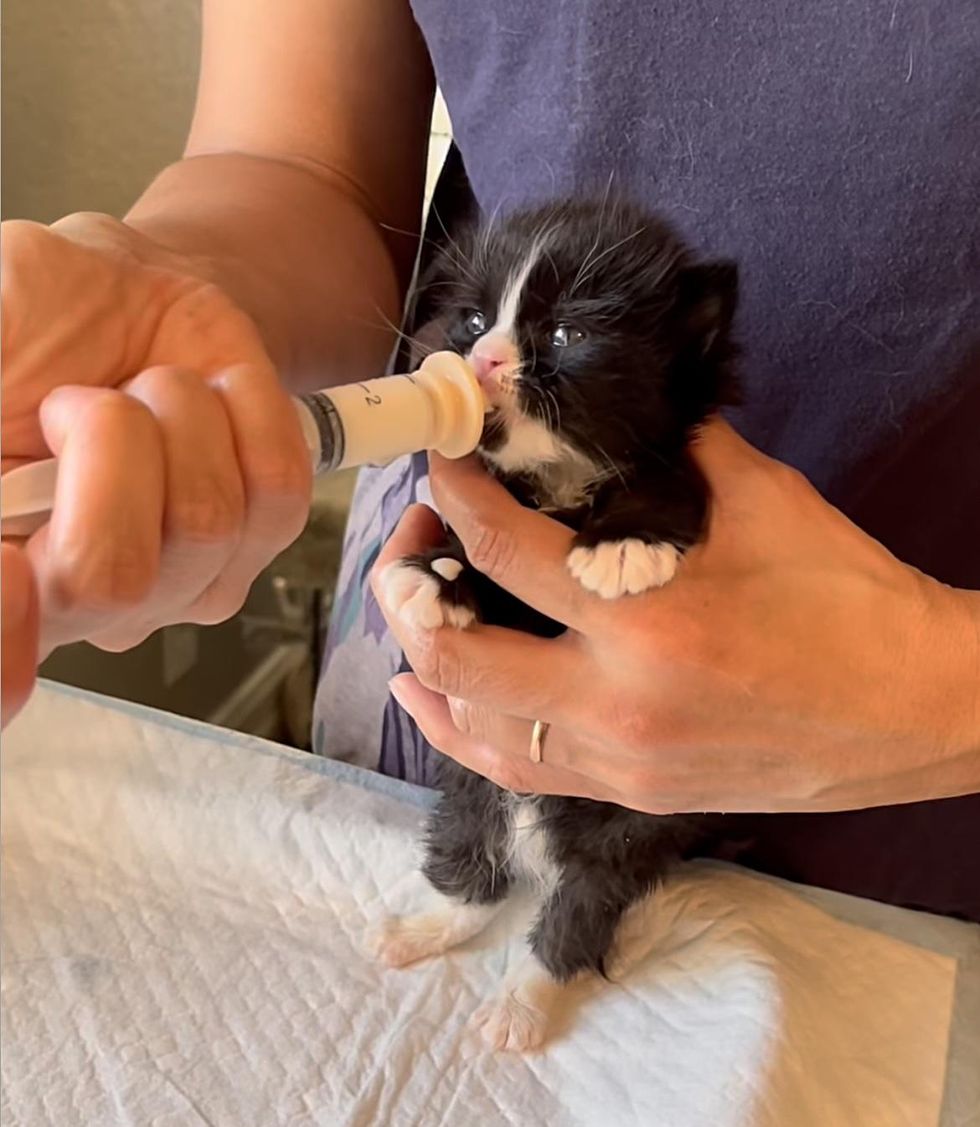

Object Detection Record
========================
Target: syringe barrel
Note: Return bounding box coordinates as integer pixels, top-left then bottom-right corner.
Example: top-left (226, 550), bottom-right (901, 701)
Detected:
top-left (0, 353), bottom-right (485, 539)
top-left (295, 351), bottom-right (486, 475)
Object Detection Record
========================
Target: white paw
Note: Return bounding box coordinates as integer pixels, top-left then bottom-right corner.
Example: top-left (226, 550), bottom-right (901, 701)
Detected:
top-left (430, 557), bottom-right (464, 582)
top-left (567, 539), bottom-right (679, 598)
top-left (369, 916), bottom-right (455, 968)
top-left (604, 943), bottom-right (645, 983)
top-left (471, 994), bottom-right (548, 1053)
top-left (378, 560), bottom-right (475, 630)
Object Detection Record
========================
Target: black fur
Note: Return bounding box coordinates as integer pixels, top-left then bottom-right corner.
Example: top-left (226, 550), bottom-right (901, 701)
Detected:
top-left (405, 197), bottom-right (739, 982)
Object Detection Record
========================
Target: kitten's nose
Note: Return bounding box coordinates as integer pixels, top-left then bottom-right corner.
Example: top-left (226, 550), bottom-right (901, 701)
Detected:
top-left (470, 339), bottom-right (513, 390)
top-left (472, 354), bottom-right (506, 387)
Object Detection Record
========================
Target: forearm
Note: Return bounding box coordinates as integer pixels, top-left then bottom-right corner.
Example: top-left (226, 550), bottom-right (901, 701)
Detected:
top-left (126, 153), bottom-right (414, 392)
top-left (916, 581), bottom-right (980, 793)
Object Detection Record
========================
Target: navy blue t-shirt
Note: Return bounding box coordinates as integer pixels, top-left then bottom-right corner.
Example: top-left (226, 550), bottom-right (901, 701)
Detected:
top-left (318, 1), bottom-right (979, 919)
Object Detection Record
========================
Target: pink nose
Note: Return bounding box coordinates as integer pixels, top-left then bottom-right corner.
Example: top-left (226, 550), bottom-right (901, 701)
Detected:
top-left (470, 340), bottom-right (513, 388)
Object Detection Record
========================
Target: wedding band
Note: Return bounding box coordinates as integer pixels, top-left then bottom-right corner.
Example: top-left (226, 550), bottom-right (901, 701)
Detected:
top-left (529, 720), bottom-right (549, 764)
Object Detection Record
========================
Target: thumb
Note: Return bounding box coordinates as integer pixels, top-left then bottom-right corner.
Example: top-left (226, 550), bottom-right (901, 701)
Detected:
top-left (689, 414), bottom-right (776, 493)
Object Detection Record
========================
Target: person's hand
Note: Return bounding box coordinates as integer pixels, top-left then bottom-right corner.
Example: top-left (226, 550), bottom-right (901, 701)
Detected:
top-left (1, 214), bottom-right (311, 655)
top-left (1, 543), bottom-right (40, 727)
top-left (372, 420), bottom-right (980, 814)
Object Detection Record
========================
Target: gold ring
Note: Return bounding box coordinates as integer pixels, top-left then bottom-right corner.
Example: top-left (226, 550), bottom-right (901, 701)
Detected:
top-left (529, 720), bottom-right (549, 764)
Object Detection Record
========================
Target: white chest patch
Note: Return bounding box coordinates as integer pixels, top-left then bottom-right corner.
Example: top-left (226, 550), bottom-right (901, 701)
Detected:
top-left (482, 413), bottom-right (606, 510)
top-left (483, 412), bottom-right (565, 474)
top-left (505, 797), bottom-right (560, 892)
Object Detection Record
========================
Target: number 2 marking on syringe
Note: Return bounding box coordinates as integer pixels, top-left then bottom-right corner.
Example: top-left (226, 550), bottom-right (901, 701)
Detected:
top-left (358, 383), bottom-right (383, 406)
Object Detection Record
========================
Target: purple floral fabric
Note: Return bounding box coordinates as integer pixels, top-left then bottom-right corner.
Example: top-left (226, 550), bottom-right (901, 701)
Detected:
top-left (313, 453), bottom-right (438, 785)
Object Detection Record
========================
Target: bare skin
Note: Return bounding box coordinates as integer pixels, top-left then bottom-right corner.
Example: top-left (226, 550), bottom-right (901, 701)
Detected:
top-left (0, 0), bottom-right (434, 663)
top-left (373, 421), bottom-right (980, 814)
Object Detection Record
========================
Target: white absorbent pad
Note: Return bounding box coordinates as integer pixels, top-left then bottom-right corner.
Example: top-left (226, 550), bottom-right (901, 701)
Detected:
top-left (2, 683), bottom-right (978, 1127)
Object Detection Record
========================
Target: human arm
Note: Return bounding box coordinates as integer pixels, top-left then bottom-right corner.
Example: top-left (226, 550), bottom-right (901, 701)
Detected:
top-left (124, 0), bottom-right (435, 390)
top-left (1, 0), bottom-right (434, 660)
top-left (372, 421), bottom-right (980, 813)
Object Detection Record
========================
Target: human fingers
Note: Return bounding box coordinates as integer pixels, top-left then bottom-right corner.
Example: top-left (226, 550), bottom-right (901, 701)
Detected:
top-left (388, 672), bottom-right (617, 801)
top-left (428, 454), bottom-right (596, 632)
top-left (182, 362), bottom-right (312, 625)
top-left (30, 386), bottom-right (165, 652)
top-left (372, 503), bottom-right (448, 574)
top-left (687, 415), bottom-right (773, 493)
top-left (1, 543), bottom-right (40, 727)
top-left (372, 553), bottom-right (586, 725)
top-left (82, 365), bottom-right (248, 647)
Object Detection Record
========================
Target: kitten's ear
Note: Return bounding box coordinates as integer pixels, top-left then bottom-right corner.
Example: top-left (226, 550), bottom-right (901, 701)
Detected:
top-left (677, 260), bottom-right (738, 355)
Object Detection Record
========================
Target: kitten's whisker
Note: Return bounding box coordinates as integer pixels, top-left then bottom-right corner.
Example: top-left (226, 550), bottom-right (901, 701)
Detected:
top-left (430, 206), bottom-right (482, 288)
top-left (377, 220), bottom-right (423, 241)
top-left (479, 200), bottom-right (505, 269)
top-left (571, 227), bottom-right (646, 294)
top-left (354, 308), bottom-right (438, 361)
top-left (542, 389), bottom-right (559, 433)
top-left (378, 221), bottom-right (474, 267)
top-left (529, 385), bottom-right (554, 432)
top-left (543, 246), bottom-right (561, 286)
top-left (569, 176), bottom-right (616, 294)
top-left (589, 440), bottom-right (628, 488)
top-left (546, 388), bottom-right (563, 433)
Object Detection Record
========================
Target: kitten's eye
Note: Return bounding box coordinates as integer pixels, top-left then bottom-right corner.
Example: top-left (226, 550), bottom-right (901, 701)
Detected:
top-left (464, 310), bottom-right (487, 337)
top-left (550, 323), bottom-right (586, 348)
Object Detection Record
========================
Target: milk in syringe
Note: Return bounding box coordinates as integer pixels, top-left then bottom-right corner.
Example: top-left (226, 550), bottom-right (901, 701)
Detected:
top-left (0, 352), bottom-right (487, 538)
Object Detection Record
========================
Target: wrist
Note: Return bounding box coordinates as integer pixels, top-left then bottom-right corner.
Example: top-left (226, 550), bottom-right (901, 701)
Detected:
top-left (913, 576), bottom-right (980, 783)
top-left (122, 154), bottom-right (404, 390)
top-left (52, 209), bottom-right (218, 287)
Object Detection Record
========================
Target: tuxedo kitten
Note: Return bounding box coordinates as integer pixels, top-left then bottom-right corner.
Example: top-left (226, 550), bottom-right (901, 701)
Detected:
top-left (373, 197), bottom-right (739, 1051)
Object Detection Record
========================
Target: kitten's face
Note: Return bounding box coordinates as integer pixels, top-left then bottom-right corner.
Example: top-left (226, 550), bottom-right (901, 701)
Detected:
top-left (428, 199), bottom-right (737, 489)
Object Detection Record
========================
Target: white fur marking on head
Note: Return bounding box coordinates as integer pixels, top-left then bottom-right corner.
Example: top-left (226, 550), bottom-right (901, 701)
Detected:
top-left (567, 539), bottom-right (680, 598)
top-left (468, 237), bottom-right (546, 396)
top-left (492, 238), bottom-right (547, 340)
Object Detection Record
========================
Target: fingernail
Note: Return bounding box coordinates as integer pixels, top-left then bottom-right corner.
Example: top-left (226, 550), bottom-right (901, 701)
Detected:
top-left (387, 676), bottom-right (409, 708)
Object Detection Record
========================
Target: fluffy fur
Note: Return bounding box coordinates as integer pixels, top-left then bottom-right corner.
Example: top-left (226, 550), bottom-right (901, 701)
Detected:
top-left (374, 196), bottom-right (740, 1050)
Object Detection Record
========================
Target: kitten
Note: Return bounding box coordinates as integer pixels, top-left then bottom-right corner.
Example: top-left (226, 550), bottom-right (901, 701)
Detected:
top-left (373, 197), bottom-right (739, 1051)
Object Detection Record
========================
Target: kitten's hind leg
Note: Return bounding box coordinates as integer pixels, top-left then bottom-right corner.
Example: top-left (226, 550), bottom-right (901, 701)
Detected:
top-left (472, 877), bottom-right (635, 1052)
top-left (471, 951), bottom-right (570, 1052)
top-left (603, 890), bottom-right (663, 981)
top-left (372, 768), bottom-right (511, 968)
top-left (372, 897), bottom-right (505, 968)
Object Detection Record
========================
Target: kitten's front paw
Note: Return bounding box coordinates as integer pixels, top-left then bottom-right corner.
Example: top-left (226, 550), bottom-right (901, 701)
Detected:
top-left (471, 994), bottom-right (549, 1053)
top-left (378, 558), bottom-right (476, 631)
top-left (567, 539), bottom-right (679, 598)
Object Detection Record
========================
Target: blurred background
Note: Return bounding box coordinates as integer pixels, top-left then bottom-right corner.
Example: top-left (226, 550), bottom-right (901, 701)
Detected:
top-left (2, 0), bottom-right (451, 745)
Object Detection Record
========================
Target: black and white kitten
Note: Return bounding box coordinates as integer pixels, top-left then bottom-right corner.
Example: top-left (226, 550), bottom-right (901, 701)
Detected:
top-left (374, 197), bottom-right (739, 1051)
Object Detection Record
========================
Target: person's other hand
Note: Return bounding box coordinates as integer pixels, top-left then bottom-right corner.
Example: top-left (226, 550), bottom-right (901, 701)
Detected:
top-left (1, 214), bottom-right (311, 656)
top-left (372, 420), bottom-right (980, 813)
top-left (1, 543), bottom-right (40, 727)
